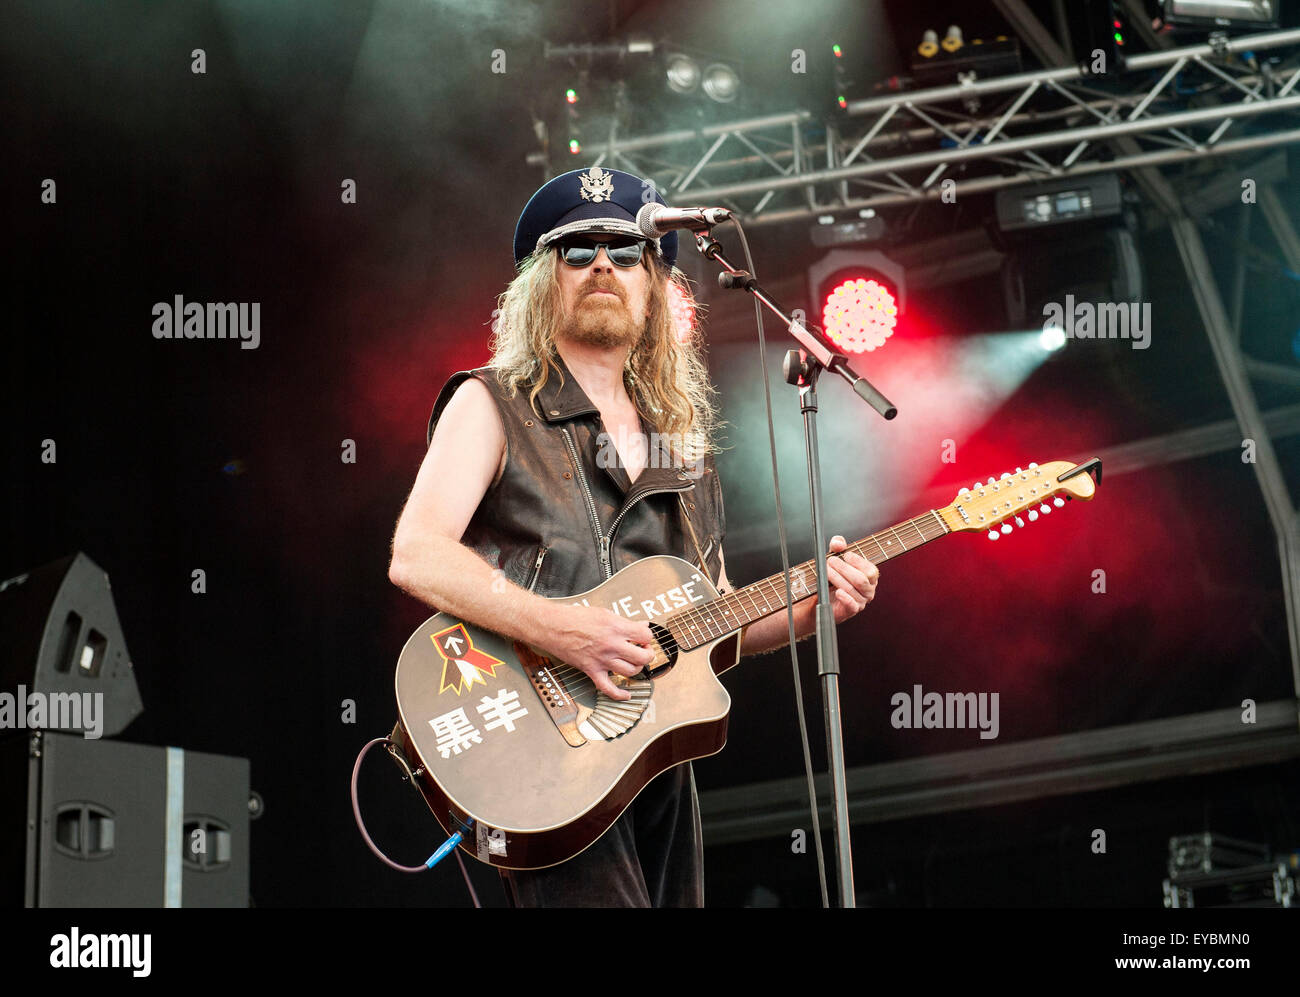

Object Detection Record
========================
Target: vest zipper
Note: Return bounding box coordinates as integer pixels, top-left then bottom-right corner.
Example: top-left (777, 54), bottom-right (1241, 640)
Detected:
top-left (526, 545), bottom-right (548, 592)
top-left (561, 426), bottom-right (696, 581)
top-left (561, 427), bottom-right (613, 579)
top-left (605, 486), bottom-right (694, 567)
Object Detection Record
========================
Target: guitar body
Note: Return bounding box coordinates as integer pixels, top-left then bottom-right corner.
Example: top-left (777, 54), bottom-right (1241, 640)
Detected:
top-left (393, 555), bottom-right (742, 870)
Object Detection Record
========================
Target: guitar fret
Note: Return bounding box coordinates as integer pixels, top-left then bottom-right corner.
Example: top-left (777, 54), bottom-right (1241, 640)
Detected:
top-left (703, 604), bottom-right (721, 639)
top-left (929, 509), bottom-right (947, 535)
top-left (718, 593), bottom-right (737, 629)
top-left (907, 517), bottom-right (928, 546)
top-left (667, 508), bottom-right (959, 650)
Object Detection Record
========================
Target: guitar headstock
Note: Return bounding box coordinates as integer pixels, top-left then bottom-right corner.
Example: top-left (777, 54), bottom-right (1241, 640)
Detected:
top-left (937, 459), bottom-right (1100, 539)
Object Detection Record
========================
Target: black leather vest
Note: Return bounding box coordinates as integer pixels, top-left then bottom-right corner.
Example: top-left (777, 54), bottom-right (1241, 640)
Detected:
top-left (427, 361), bottom-right (725, 600)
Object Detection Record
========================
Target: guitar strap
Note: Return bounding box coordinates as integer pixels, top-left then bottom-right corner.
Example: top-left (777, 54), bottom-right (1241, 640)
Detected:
top-left (677, 494), bottom-right (710, 573)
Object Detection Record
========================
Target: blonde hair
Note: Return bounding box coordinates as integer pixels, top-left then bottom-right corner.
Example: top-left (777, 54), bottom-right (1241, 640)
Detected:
top-left (487, 247), bottom-right (721, 460)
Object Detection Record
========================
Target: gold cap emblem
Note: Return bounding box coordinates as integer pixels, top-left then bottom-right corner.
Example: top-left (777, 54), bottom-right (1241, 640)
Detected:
top-left (578, 166), bottom-right (615, 204)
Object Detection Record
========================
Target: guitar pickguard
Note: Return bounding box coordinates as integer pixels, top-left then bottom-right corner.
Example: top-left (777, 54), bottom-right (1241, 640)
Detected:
top-left (514, 641), bottom-right (657, 743)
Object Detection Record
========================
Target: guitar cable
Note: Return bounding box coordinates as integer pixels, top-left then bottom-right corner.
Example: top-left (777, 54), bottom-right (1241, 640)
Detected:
top-left (350, 736), bottom-right (483, 907)
top-left (727, 220), bottom-right (832, 909)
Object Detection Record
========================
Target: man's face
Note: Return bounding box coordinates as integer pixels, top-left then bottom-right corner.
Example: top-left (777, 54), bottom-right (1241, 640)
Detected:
top-left (554, 234), bottom-right (654, 351)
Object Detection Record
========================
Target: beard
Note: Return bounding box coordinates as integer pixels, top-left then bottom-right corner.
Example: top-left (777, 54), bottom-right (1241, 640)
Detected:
top-left (559, 276), bottom-right (646, 350)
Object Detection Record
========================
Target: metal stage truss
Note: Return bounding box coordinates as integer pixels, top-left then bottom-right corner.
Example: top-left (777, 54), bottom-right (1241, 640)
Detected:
top-left (558, 21), bottom-right (1300, 828)
top-left (571, 27), bottom-right (1300, 224)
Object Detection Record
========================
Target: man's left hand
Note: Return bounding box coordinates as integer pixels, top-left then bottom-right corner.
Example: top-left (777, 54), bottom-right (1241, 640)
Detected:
top-left (825, 535), bottom-right (879, 622)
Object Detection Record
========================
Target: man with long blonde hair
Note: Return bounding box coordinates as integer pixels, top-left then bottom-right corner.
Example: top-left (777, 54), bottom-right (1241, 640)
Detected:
top-left (388, 167), bottom-right (879, 906)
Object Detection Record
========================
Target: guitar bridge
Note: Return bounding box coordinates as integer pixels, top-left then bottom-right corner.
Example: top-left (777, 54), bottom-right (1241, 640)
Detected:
top-left (513, 641), bottom-right (659, 744)
top-left (514, 642), bottom-right (589, 747)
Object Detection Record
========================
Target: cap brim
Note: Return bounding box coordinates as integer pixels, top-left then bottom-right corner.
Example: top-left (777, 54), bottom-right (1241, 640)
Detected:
top-left (537, 219), bottom-right (660, 253)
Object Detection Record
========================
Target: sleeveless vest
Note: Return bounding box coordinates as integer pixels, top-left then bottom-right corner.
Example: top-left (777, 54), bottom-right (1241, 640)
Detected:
top-left (427, 360), bottom-right (725, 599)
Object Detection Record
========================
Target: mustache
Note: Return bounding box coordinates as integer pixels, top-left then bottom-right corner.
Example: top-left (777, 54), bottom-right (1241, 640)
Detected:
top-left (579, 275), bottom-right (626, 302)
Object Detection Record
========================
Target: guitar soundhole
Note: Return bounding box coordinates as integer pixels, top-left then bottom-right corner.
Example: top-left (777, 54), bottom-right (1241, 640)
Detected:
top-left (642, 623), bottom-right (678, 678)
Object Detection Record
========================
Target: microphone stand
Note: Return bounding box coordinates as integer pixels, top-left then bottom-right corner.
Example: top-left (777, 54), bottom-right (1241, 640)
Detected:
top-left (693, 228), bottom-right (897, 909)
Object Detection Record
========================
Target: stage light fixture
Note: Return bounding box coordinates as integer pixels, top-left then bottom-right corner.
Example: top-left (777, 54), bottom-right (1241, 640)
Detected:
top-left (702, 63), bottom-right (740, 103)
top-left (831, 42), bottom-right (852, 110)
top-left (807, 250), bottom-right (906, 355)
top-left (666, 53), bottom-right (701, 94)
top-left (810, 210), bottom-right (886, 249)
top-left (1040, 325), bottom-right (1068, 352)
top-left (822, 277), bottom-right (898, 353)
top-left (1162, 0), bottom-right (1279, 30)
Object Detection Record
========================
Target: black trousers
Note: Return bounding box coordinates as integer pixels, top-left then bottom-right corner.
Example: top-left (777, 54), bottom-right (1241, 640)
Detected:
top-left (500, 763), bottom-right (704, 908)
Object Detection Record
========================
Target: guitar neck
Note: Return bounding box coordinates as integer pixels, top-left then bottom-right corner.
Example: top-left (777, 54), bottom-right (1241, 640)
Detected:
top-left (667, 509), bottom-right (950, 650)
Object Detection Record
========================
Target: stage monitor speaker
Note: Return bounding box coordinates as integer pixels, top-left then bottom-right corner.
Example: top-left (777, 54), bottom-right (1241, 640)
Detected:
top-left (0, 732), bottom-right (250, 907)
top-left (0, 552), bottom-right (143, 738)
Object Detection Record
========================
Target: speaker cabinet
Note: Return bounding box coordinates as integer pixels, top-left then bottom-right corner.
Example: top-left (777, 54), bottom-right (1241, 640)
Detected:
top-left (0, 553), bottom-right (143, 738)
top-left (0, 732), bottom-right (250, 907)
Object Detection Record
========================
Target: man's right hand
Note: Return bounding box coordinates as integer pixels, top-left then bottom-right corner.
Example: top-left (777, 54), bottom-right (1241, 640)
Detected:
top-left (535, 603), bottom-right (656, 701)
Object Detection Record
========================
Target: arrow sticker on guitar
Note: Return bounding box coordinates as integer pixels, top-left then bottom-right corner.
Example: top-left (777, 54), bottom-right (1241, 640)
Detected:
top-left (430, 623), bottom-right (505, 695)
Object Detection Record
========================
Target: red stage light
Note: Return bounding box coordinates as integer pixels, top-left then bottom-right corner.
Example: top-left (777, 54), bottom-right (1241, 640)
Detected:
top-left (821, 275), bottom-right (898, 353)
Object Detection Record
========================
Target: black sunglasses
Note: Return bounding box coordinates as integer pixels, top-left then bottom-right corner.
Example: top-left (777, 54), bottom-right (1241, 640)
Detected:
top-left (556, 237), bottom-right (647, 268)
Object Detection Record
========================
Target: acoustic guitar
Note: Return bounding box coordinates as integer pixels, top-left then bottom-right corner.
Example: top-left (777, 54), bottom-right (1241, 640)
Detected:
top-left (389, 458), bottom-right (1100, 869)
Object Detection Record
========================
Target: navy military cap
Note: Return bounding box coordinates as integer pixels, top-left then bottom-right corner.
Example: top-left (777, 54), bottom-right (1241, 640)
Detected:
top-left (513, 166), bottom-right (678, 269)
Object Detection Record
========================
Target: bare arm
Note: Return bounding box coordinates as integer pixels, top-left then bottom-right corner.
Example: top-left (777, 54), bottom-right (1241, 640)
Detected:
top-left (387, 378), bottom-right (653, 700)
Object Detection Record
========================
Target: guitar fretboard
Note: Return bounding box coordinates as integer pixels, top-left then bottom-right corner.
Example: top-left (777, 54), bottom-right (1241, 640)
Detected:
top-left (665, 510), bottom-right (949, 650)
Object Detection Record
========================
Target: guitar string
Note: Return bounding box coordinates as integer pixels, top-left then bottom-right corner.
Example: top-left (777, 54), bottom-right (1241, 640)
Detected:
top-left (522, 484), bottom-right (1067, 699)
top-left (662, 531), bottom-right (936, 645)
top-left (663, 514), bottom-right (951, 646)
top-left (698, 496), bottom-right (1018, 624)
top-left (537, 516), bottom-right (990, 699)
top-left (660, 485), bottom-right (1055, 640)
top-left (535, 516), bottom-right (951, 701)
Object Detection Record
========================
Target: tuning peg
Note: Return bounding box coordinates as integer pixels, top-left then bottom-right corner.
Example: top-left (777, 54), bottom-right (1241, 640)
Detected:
top-left (987, 476), bottom-right (996, 485)
top-left (1014, 516), bottom-right (1024, 527)
top-left (987, 529), bottom-right (999, 541)
top-left (1015, 467), bottom-right (1022, 474)
top-left (1053, 496), bottom-right (1064, 507)
top-left (1028, 462), bottom-right (1038, 469)
top-left (1039, 503), bottom-right (1051, 514)
top-left (1027, 510), bottom-right (1038, 522)
top-left (1000, 522), bottom-right (1013, 534)
top-left (1001, 471), bottom-right (1012, 480)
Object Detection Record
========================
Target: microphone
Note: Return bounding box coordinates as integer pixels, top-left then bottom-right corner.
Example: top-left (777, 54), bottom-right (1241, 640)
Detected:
top-left (636, 202), bottom-right (733, 238)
